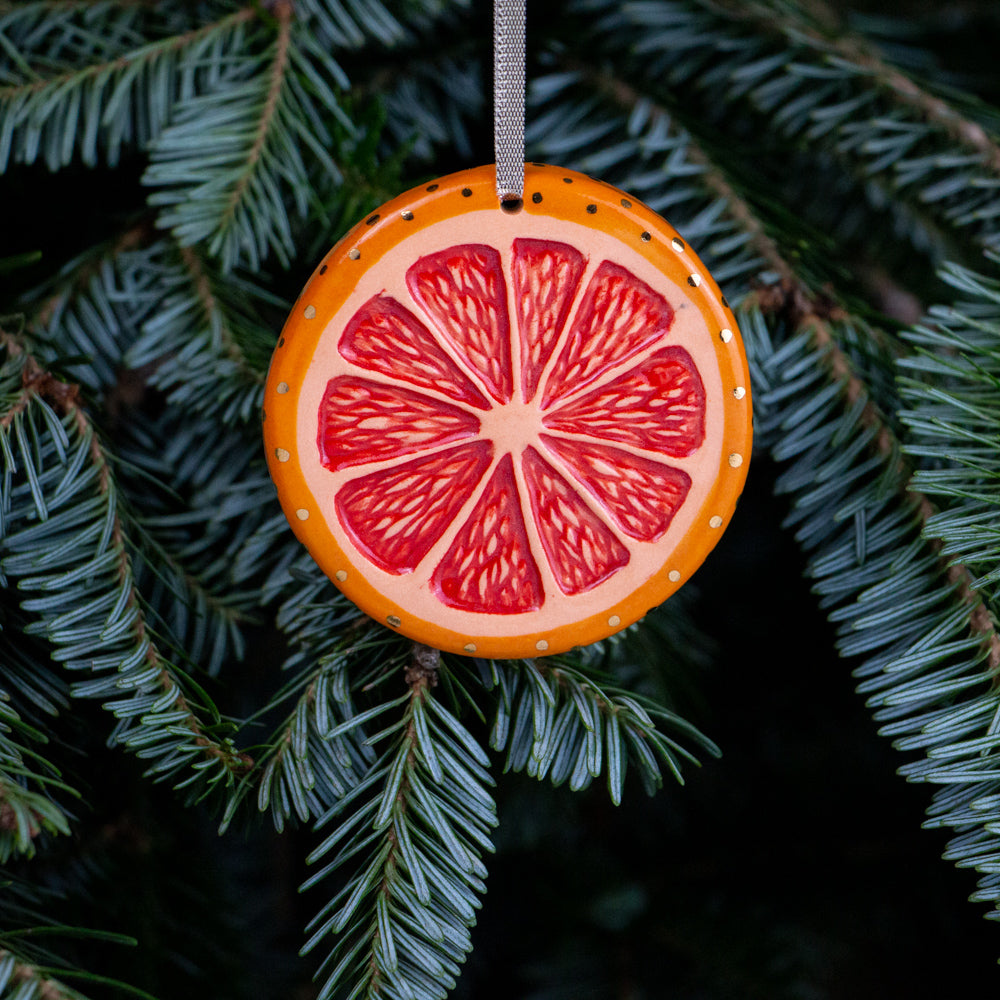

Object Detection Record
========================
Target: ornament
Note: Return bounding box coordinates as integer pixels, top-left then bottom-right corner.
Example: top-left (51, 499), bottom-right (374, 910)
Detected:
top-left (263, 163), bottom-right (752, 658)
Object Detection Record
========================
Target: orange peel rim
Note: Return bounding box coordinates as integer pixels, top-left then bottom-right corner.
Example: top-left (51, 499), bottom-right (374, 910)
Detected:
top-left (263, 163), bottom-right (753, 659)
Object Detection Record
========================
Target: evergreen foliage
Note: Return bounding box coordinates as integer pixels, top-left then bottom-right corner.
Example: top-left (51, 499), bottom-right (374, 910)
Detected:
top-left (2, 0), bottom-right (1000, 995)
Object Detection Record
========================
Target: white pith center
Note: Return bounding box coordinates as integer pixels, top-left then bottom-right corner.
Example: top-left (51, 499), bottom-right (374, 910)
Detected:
top-left (476, 397), bottom-right (546, 459)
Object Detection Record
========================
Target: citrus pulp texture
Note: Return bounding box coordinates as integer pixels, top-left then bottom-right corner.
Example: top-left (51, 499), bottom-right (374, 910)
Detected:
top-left (264, 164), bottom-right (752, 659)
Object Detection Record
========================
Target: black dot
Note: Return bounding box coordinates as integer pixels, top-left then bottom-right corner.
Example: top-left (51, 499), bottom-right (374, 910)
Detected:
top-left (427, 183), bottom-right (439, 191)
top-left (640, 231), bottom-right (651, 242)
top-left (721, 295), bottom-right (731, 309)
top-left (532, 192), bottom-right (542, 204)
top-left (500, 198), bottom-right (523, 215)
top-left (586, 204), bottom-right (597, 214)
top-left (563, 177), bottom-right (573, 184)
top-left (278, 337), bottom-right (285, 347)
top-left (365, 214), bottom-right (379, 225)
top-left (621, 198), bottom-right (632, 208)
top-left (462, 188), bottom-right (473, 197)
top-left (319, 264), bottom-right (327, 274)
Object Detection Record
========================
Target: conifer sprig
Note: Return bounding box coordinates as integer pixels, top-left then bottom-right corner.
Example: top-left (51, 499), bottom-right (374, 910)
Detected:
top-left (302, 645), bottom-right (496, 1000)
top-left (488, 658), bottom-right (717, 803)
top-left (0, 2), bottom-right (257, 170)
top-left (0, 335), bottom-right (251, 796)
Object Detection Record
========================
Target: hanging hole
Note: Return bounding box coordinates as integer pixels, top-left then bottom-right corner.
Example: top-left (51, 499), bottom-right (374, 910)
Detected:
top-left (500, 197), bottom-right (523, 215)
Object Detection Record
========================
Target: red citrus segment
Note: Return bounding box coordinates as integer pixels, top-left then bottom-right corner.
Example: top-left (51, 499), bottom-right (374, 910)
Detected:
top-left (540, 434), bottom-right (692, 542)
top-left (318, 376), bottom-right (481, 472)
top-left (406, 245), bottom-right (513, 404)
top-left (335, 442), bottom-right (493, 574)
top-left (431, 454), bottom-right (544, 614)
top-left (522, 447), bottom-right (630, 596)
top-left (543, 346), bottom-right (705, 457)
top-left (541, 260), bottom-right (675, 408)
top-left (338, 294), bottom-right (490, 410)
top-left (511, 238), bottom-right (587, 403)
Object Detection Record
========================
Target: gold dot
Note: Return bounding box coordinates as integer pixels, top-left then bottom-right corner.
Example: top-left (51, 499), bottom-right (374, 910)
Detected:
top-left (668, 570), bottom-right (681, 583)
top-left (720, 328), bottom-right (733, 343)
top-left (335, 570), bottom-right (347, 582)
top-left (464, 643), bottom-right (477, 653)
top-left (608, 615), bottom-right (621, 627)
top-left (296, 508), bottom-right (309, 520)
top-left (535, 640), bottom-right (549, 652)
top-left (401, 210), bottom-right (414, 221)
top-left (734, 386), bottom-right (746, 400)
top-left (274, 448), bottom-right (290, 462)
top-left (386, 615), bottom-right (402, 628)
top-left (276, 381), bottom-right (289, 394)
top-left (671, 237), bottom-right (685, 252)
top-left (348, 248), bottom-right (361, 260)
top-left (728, 453), bottom-right (743, 468)
top-left (687, 273), bottom-right (701, 288)
top-left (709, 516), bottom-right (724, 528)
top-left (304, 305), bottom-right (316, 319)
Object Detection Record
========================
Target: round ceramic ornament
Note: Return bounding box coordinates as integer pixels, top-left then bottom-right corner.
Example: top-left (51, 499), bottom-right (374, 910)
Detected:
top-left (263, 163), bottom-right (752, 659)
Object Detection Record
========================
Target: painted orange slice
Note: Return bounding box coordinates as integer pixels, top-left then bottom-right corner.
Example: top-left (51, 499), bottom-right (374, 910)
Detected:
top-left (264, 164), bottom-right (752, 659)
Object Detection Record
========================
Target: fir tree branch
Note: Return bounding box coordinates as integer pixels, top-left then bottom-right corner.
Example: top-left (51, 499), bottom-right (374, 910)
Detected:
top-left (177, 245), bottom-right (256, 373)
top-left (0, 949), bottom-right (89, 1000)
top-left (0, 333), bottom-right (253, 791)
top-left (302, 642), bottom-right (495, 1000)
top-left (750, 285), bottom-right (1000, 674)
top-left (561, 0), bottom-right (1000, 267)
top-left (488, 657), bottom-right (718, 802)
top-left (566, 64), bottom-right (796, 288)
top-left (714, 0), bottom-right (1000, 170)
top-left (219, 0), bottom-right (292, 248)
top-left (0, 4), bottom-right (259, 169)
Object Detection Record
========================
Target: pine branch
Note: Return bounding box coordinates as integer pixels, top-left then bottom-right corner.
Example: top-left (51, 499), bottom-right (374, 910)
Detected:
top-left (562, 0), bottom-right (1000, 268)
top-left (487, 658), bottom-right (718, 803)
top-left (0, 334), bottom-right (252, 795)
top-left (720, 0), bottom-right (1000, 168)
top-left (228, 586), bottom-right (383, 833)
top-left (24, 229), bottom-right (165, 397)
top-left (142, 3), bottom-right (360, 271)
top-left (0, 696), bottom-right (74, 862)
top-left (0, 950), bottom-right (90, 1000)
top-left (301, 644), bottom-right (495, 1000)
top-left (744, 284), bottom-right (1000, 918)
top-left (20, 237), bottom-right (279, 674)
top-left (0, 3), bottom-right (258, 169)
top-left (551, 64), bottom-right (797, 289)
top-left (122, 241), bottom-right (273, 425)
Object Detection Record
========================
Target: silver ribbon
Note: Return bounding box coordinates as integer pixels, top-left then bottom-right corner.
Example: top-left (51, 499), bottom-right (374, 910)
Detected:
top-left (494, 0), bottom-right (526, 203)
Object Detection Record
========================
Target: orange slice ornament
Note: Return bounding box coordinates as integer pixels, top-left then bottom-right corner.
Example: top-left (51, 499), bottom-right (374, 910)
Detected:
top-left (264, 164), bottom-right (752, 659)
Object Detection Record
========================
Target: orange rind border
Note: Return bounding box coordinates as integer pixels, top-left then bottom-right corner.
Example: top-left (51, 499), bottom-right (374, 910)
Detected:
top-left (263, 163), bottom-right (753, 659)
